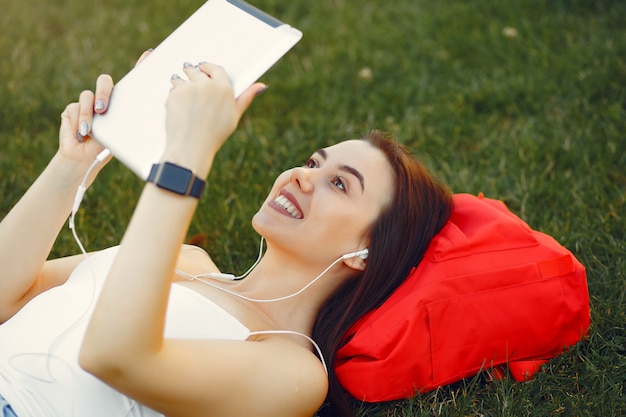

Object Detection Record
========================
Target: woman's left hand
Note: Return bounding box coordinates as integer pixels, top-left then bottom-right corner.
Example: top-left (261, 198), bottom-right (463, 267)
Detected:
top-left (163, 62), bottom-right (266, 178)
top-left (57, 74), bottom-right (114, 166)
top-left (57, 50), bottom-right (153, 176)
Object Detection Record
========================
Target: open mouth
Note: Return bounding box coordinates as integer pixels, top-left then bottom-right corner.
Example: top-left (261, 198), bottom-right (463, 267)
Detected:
top-left (272, 194), bottom-right (303, 219)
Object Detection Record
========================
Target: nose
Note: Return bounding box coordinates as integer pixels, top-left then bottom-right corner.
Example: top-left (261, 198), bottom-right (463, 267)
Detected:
top-left (290, 166), bottom-right (314, 193)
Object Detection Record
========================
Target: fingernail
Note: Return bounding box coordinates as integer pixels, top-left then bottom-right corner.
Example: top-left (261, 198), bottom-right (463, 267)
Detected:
top-left (94, 100), bottom-right (105, 111)
top-left (171, 74), bottom-right (181, 80)
top-left (183, 62), bottom-right (193, 68)
top-left (77, 132), bottom-right (85, 143)
top-left (256, 85), bottom-right (269, 96)
top-left (79, 121), bottom-right (89, 137)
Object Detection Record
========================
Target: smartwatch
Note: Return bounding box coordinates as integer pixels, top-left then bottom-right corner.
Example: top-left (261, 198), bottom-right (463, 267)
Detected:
top-left (147, 162), bottom-right (206, 198)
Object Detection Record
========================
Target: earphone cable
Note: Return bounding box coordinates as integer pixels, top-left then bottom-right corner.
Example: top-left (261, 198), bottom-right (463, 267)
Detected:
top-left (176, 255), bottom-right (344, 303)
top-left (194, 236), bottom-right (265, 281)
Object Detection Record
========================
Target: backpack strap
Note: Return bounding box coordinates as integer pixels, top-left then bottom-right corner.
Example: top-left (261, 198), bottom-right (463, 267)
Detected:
top-left (508, 359), bottom-right (548, 382)
top-left (538, 253), bottom-right (575, 278)
top-left (489, 359), bottom-right (548, 382)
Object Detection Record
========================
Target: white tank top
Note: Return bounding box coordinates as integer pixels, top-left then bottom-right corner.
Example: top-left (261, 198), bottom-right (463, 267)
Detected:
top-left (0, 246), bottom-right (251, 417)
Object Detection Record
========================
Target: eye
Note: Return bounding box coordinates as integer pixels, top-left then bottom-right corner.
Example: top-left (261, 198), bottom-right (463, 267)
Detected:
top-left (304, 158), bottom-right (318, 168)
top-left (331, 176), bottom-right (346, 192)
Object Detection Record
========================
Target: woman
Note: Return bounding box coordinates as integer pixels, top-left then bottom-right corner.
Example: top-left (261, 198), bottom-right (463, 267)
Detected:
top-left (0, 59), bottom-right (452, 417)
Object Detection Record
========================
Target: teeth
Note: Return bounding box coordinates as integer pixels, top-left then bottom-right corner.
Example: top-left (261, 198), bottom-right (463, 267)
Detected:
top-left (274, 195), bottom-right (303, 219)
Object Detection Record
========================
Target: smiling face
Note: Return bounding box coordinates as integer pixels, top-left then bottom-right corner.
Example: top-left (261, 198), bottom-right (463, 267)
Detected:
top-left (252, 139), bottom-right (394, 265)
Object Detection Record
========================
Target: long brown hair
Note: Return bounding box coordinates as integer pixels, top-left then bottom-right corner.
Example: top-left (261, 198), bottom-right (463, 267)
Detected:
top-left (313, 130), bottom-right (453, 417)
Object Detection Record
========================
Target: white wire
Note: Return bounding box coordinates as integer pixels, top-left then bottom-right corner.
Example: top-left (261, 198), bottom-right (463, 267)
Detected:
top-left (176, 255), bottom-right (344, 303)
top-left (248, 330), bottom-right (328, 375)
top-left (40, 149), bottom-right (110, 377)
top-left (69, 149), bottom-right (119, 414)
top-left (65, 148), bottom-right (139, 417)
top-left (6, 150), bottom-right (112, 416)
top-left (174, 245), bottom-right (342, 376)
top-left (194, 236), bottom-right (265, 281)
top-left (68, 148), bottom-right (110, 247)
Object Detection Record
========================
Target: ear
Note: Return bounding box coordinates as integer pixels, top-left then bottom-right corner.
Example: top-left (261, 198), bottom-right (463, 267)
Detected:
top-left (342, 254), bottom-right (367, 272)
top-left (342, 248), bottom-right (368, 272)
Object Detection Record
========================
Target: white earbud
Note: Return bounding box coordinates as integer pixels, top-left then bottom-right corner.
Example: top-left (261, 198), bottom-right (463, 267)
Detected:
top-left (342, 248), bottom-right (369, 260)
top-left (206, 272), bottom-right (237, 281)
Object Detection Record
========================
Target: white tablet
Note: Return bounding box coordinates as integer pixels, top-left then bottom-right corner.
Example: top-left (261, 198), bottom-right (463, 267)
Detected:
top-left (91, 0), bottom-right (302, 180)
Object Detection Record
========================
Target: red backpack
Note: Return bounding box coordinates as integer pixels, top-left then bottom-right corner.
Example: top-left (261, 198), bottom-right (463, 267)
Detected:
top-left (335, 193), bottom-right (590, 402)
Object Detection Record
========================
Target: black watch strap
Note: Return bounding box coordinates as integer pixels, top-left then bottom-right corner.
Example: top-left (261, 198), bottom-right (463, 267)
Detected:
top-left (147, 162), bottom-right (206, 198)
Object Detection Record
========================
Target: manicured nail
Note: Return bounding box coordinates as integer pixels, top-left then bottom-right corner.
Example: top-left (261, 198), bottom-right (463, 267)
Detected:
top-left (79, 121), bottom-right (89, 137)
top-left (77, 132), bottom-right (85, 143)
top-left (171, 74), bottom-right (181, 80)
top-left (183, 62), bottom-right (193, 68)
top-left (94, 100), bottom-right (105, 111)
top-left (256, 85), bottom-right (269, 96)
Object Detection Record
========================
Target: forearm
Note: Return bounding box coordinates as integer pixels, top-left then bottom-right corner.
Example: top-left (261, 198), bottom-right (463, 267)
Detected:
top-left (0, 153), bottom-right (91, 312)
top-left (80, 169), bottom-right (203, 367)
top-left (80, 62), bottom-right (261, 375)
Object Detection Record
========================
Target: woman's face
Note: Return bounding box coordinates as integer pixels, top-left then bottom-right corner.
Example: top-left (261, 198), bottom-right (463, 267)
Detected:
top-left (252, 139), bottom-right (394, 264)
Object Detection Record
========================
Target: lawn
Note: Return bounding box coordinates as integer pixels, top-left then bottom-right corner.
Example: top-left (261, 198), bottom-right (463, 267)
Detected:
top-left (1, 0), bottom-right (624, 415)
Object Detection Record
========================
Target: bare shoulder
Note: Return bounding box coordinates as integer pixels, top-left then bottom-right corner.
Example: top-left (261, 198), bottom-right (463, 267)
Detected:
top-left (245, 335), bottom-right (329, 417)
top-left (178, 244), bottom-right (220, 273)
top-left (155, 335), bottom-right (328, 417)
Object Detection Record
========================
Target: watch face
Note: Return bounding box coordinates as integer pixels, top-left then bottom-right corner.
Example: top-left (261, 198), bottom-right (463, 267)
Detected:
top-left (159, 162), bottom-right (193, 194)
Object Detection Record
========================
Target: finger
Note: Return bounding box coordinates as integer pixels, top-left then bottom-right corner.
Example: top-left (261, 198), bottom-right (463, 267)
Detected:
top-left (135, 48), bottom-right (153, 66)
top-left (94, 74), bottom-right (114, 114)
top-left (77, 90), bottom-right (95, 142)
top-left (182, 62), bottom-right (205, 81)
top-left (60, 102), bottom-right (80, 141)
top-left (196, 62), bottom-right (231, 85)
top-left (235, 82), bottom-right (267, 115)
top-left (169, 73), bottom-right (185, 89)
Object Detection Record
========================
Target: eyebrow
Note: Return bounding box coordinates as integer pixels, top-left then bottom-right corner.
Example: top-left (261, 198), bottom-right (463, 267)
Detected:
top-left (315, 148), bottom-right (365, 192)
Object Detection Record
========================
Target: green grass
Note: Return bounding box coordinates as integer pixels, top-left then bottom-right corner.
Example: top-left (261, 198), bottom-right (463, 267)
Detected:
top-left (1, 0), bottom-right (624, 415)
